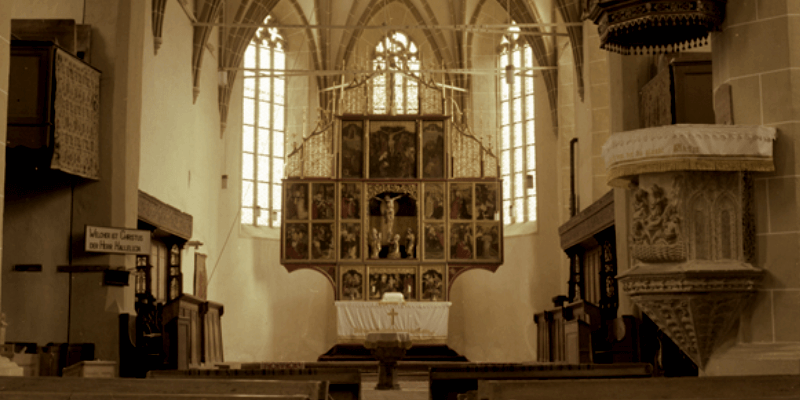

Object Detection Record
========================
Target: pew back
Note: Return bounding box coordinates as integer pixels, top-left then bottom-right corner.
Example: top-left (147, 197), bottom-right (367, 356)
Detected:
top-left (1, 393), bottom-right (309, 400)
top-left (429, 363), bottom-right (652, 400)
top-left (477, 375), bottom-right (800, 400)
top-left (149, 367), bottom-right (360, 400)
top-left (0, 376), bottom-right (321, 400)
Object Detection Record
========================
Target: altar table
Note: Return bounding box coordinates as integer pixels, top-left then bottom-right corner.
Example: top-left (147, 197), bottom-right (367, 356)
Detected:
top-left (335, 301), bottom-right (451, 344)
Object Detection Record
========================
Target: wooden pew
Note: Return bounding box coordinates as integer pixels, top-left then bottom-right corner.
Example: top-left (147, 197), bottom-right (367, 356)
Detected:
top-left (1, 394), bottom-right (308, 400)
top-left (429, 363), bottom-right (652, 400)
top-left (149, 367), bottom-right (359, 400)
top-left (0, 376), bottom-right (321, 400)
top-left (476, 374), bottom-right (800, 400)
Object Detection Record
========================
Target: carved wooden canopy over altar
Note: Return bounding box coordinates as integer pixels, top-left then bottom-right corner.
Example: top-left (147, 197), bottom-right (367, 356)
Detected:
top-left (280, 115), bottom-right (503, 301)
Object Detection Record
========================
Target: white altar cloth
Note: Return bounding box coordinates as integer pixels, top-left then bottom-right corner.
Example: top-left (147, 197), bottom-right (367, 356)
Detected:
top-left (335, 301), bottom-right (451, 343)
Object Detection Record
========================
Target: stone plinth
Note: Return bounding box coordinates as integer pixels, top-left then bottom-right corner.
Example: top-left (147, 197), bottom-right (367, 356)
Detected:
top-left (365, 332), bottom-right (412, 390)
top-left (603, 124), bottom-right (774, 370)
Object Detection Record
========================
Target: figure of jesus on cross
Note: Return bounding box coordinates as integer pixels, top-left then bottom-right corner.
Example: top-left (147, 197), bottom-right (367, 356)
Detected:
top-left (373, 193), bottom-right (404, 241)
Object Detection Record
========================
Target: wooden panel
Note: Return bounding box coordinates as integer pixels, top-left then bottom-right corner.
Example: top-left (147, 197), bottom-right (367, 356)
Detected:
top-left (200, 301), bottom-right (224, 365)
top-left (430, 363), bottom-right (652, 400)
top-left (0, 376), bottom-right (321, 399)
top-left (477, 375), bottom-right (800, 400)
top-left (151, 368), bottom-right (358, 400)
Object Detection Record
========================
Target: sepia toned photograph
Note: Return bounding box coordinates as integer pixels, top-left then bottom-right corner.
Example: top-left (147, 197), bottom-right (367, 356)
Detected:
top-left (422, 121), bottom-right (445, 178)
top-left (450, 222), bottom-right (474, 260)
top-left (311, 223), bottom-right (335, 260)
top-left (368, 121), bottom-right (417, 178)
top-left (284, 223), bottom-right (309, 260)
top-left (340, 183), bottom-right (361, 219)
top-left (339, 266), bottom-right (364, 300)
top-left (367, 267), bottom-right (417, 301)
top-left (341, 121), bottom-right (364, 178)
top-left (311, 183), bottom-right (335, 220)
top-left (340, 223), bottom-right (361, 260)
top-left (285, 182), bottom-right (309, 220)
top-left (475, 183), bottom-right (499, 220)
top-left (449, 183), bottom-right (473, 220)
top-left (424, 183), bottom-right (445, 220)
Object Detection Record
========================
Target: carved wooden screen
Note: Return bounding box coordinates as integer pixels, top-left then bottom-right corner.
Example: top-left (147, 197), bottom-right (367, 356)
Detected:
top-left (281, 115), bottom-right (503, 301)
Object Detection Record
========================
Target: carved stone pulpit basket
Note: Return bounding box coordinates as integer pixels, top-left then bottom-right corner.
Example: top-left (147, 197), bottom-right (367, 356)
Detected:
top-left (602, 124), bottom-right (776, 370)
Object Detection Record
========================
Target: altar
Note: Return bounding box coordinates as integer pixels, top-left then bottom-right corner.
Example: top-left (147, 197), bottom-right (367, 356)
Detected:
top-left (335, 301), bottom-right (451, 344)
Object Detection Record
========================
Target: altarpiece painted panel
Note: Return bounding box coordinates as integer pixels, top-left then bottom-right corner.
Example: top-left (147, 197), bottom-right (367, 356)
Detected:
top-left (281, 115), bottom-right (504, 301)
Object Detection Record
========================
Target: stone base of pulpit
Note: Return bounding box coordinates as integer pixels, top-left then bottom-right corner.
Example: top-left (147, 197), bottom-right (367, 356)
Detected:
top-left (365, 332), bottom-right (412, 390)
top-left (603, 124), bottom-right (777, 372)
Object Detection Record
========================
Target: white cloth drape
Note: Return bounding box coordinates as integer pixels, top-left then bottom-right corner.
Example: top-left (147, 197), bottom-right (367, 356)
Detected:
top-left (335, 301), bottom-right (450, 343)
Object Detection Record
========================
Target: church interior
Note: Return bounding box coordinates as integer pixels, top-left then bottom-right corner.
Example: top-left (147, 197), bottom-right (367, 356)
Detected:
top-left (1, 0), bottom-right (799, 398)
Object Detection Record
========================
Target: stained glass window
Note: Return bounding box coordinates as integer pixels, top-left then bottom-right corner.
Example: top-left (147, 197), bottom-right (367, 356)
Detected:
top-left (499, 24), bottom-right (537, 225)
top-left (371, 32), bottom-right (420, 114)
top-left (242, 16), bottom-right (285, 227)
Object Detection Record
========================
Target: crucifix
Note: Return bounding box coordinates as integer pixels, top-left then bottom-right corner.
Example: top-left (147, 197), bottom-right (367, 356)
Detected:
top-left (387, 308), bottom-right (398, 326)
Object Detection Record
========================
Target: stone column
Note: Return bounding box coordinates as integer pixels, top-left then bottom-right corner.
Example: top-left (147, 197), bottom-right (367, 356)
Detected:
top-left (0, 0), bottom-right (22, 377)
top-left (67, 0), bottom-right (145, 365)
top-left (707, 0), bottom-right (800, 375)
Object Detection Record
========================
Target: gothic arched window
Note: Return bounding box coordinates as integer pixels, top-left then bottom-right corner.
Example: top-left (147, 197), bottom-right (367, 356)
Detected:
top-left (242, 17), bottom-right (285, 228)
top-left (499, 25), bottom-right (537, 225)
top-left (371, 32), bottom-right (420, 115)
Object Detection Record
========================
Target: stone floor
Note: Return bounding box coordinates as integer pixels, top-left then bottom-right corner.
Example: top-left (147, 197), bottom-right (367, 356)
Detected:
top-left (360, 372), bottom-right (429, 400)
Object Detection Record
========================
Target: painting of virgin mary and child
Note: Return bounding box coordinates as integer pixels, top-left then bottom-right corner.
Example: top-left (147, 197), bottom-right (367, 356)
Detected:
top-left (368, 121), bottom-right (417, 178)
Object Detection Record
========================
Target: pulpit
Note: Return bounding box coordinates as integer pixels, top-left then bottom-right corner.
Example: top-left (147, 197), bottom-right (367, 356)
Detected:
top-left (162, 294), bottom-right (224, 369)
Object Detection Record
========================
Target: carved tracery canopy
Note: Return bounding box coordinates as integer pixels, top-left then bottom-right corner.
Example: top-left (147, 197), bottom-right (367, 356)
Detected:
top-left (585, 0), bottom-right (727, 55)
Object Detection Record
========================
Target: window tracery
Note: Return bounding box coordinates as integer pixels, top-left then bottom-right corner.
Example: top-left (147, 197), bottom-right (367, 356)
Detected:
top-left (242, 16), bottom-right (285, 227)
top-left (499, 24), bottom-right (537, 225)
top-left (371, 32), bottom-right (420, 115)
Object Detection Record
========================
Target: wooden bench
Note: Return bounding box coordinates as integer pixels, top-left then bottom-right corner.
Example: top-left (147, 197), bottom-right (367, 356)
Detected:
top-left (149, 367), bottom-right (360, 400)
top-left (0, 376), bottom-right (321, 400)
top-left (429, 363), bottom-right (652, 400)
top-left (476, 374), bottom-right (800, 400)
top-left (0, 394), bottom-right (308, 400)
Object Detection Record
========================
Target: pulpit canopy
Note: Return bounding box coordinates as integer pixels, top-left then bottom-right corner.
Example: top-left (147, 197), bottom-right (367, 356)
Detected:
top-left (585, 0), bottom-right (727, 55)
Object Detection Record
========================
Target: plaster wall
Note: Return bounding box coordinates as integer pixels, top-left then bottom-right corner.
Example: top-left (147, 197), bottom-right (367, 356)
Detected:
top-left (138, 0), bottom-right (225, 292)
top-left (209, 11), bottom-right (337, 362)
top-left (444, 0), bottom-right (561, 362)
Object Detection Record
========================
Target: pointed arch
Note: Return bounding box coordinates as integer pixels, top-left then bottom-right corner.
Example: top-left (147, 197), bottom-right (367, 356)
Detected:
top-left (217, 0), bottom-right (323, 134)
top-left (466, 0), bottom-right (558, 132)
top-left (553, 0), bottom-right (585, 100)
top-left (713, 194), bottom-right (738, 260)
top-left (192, 0), bottom-right (225, 103)
top-left (689, 193), bottom-right (711, 260)
top-left (336, 0), bottom-right (452, 73)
